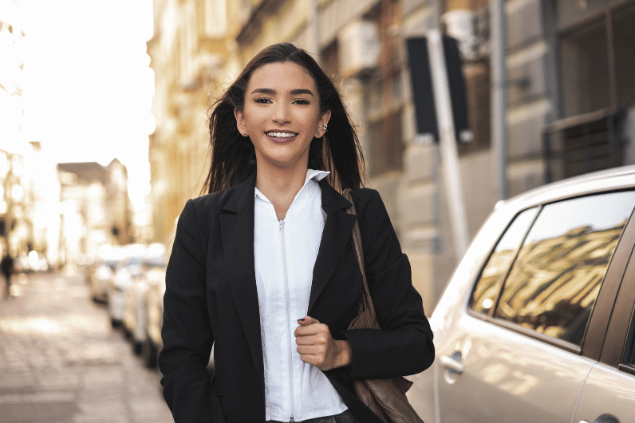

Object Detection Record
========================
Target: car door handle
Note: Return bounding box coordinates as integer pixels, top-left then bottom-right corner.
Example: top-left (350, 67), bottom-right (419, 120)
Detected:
top-left (440, 354), bottom-right (464, 374)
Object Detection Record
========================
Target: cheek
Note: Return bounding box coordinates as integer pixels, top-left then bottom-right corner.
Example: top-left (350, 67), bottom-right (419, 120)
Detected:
top-left (242, 108), bottom-right (266, 128)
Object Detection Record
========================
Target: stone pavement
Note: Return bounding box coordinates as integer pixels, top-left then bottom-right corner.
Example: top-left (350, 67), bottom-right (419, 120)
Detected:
top-left (0, 271), bottom-right (174, 423)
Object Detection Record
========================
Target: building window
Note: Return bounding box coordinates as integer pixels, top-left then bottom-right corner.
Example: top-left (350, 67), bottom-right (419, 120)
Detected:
top-left (613, 2), bottom-right (635, 110)
top-left (559, 18), bottom-right (610, 118)
top-left (545, 0), bottom-right (635, 182)
top-left (558, 0), bottom-right (635, 118)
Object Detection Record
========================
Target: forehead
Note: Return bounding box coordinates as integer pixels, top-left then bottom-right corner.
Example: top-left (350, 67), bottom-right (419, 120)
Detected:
top-left (247, 62), bottom-right (317, 92)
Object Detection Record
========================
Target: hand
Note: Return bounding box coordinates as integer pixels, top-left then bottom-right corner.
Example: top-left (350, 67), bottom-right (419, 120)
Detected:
top-left (294, 316), bottom-right (352, 371)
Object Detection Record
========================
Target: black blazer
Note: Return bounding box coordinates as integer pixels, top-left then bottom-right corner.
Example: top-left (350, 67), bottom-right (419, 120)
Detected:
top-left (159, 172), bottom-right (434, 423)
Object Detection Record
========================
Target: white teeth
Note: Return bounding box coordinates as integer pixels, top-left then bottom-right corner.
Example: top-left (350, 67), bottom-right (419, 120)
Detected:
top-left (267, 132), bottom-right (296, 138)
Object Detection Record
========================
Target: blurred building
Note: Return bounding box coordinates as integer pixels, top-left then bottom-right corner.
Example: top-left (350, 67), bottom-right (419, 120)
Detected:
top-left (147, 0), bottom-right (236, 243)
top-left (147, 0), bottom-right (635, 311)
top-left (0, 0), bottom-right (34, 262)
top-left (57, 160), bottom-right (132, 267)
top-left (0, 0), bottom-right (25, 154)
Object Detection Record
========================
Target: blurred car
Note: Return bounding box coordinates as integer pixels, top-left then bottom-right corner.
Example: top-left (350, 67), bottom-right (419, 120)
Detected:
top-left (87, 245), bottom-right (124, 303)
top-left (141, 219), bottom-right (214, 371)
top-left (143, 260), bottom-right (214, 372)
top-left (142, 255), bottom-right (167, 368)
top-left (123, 243), bottom-right (167, 355)
top-left (14, 250), bottom-right (49, 273)
top-left (408, 166), bottom-right (635, 423)
top-left (108, 244), bottom-right (146, 328)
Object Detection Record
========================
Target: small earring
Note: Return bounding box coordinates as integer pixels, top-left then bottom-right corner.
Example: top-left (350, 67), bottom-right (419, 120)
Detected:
top-left (242, 130), bottom-right (248, 136)
top-left (322, 123), bottom-right (328, 131)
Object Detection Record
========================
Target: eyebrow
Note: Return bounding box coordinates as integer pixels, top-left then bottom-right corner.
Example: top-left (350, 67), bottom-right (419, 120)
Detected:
top-left (250, 88), bottom-right (315, 96)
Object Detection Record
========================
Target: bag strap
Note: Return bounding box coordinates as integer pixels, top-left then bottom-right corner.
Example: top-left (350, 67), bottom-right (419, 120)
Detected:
top-left (342, 189), bottom-right (378, 326)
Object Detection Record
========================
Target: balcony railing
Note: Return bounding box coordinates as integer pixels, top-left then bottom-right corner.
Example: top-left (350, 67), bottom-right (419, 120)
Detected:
top-left (543, 108), bottom-right (626, 183)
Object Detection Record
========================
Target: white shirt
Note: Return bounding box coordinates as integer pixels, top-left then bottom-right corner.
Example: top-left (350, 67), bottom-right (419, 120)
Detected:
top-left (254, 169), bottom-right (348, 422)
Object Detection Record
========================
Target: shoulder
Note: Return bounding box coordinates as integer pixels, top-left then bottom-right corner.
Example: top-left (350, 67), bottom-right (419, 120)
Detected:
top-left (189, 182), bottom-right (247, 214)
top-left (189, 189), bottom-right (231, 212)
top-left (350, 188), bottom-right (385, 219)
top-left (350, 187), bottom-right (380, 205)
top-left (188, 172), bottom-right (256, 217)
top-left (176, 185), bottom-right (242, 236)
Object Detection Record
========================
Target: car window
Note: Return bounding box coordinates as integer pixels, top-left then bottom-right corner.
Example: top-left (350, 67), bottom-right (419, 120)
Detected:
top-left (470, 207), bottom-right (539, 314)
top-left (625, 307), bottom-right (635, 367)
top-left (494, 191), bottom-right (635, 346)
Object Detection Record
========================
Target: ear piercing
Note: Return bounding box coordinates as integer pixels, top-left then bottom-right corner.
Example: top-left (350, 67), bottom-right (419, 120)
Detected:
top-left (242, 130), bottom-right (248, 136)
top-left (321, 123), bottom-right (328, 131)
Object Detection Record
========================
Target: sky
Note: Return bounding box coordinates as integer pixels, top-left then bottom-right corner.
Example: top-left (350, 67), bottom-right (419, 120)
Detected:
top-left (21, 0), bottom-right (155, 201)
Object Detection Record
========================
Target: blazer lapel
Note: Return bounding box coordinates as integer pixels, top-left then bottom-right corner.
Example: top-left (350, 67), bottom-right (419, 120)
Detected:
top-left (308, 180), bottom-right (357, 313)
top-left (219, 172), bottom-right (264, 378)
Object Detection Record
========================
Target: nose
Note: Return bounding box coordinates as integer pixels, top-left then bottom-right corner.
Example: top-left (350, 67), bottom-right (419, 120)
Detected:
top-left (272, 102), bottom-right (290, 125)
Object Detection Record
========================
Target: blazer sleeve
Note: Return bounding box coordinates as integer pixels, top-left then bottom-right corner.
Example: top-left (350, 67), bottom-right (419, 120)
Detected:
top-left (335, 189), bottom-right (435, 380)
top-left (159, 199), bottom-right (226, 422)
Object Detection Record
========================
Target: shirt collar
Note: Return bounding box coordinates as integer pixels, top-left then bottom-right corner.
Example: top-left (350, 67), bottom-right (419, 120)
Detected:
top-left (305, 168), bottom-right (330, 183)
top-left (255, 169), bottom-right (330, 200)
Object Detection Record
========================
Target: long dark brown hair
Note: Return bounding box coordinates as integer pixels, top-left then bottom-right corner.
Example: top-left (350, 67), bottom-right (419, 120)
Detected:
top-left (202, 42), bottom-right (364, 194)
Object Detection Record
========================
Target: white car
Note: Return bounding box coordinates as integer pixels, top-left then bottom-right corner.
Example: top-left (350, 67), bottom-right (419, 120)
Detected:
top-left (408, 166), bottom-right (635, 423)
top-left (87, 245), bottom-right (123, 303)
top-left (108, 244), bottom-right (146, 328)
top-left (124, 243), bottom-right (166, 355)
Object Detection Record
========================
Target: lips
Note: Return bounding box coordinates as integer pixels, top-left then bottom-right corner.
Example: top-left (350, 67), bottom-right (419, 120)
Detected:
top-left (266, 131), bottom-right (298, 143)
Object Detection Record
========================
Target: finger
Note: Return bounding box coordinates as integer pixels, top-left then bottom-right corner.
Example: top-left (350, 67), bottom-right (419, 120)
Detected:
top-left (297, 344), bottom-right (323, 355)
top-left (295, 334), bottom-right (327, 345)
top-left (299, 354), bottom-right (319, 366)
top-left (298, 352), bottom-right (327, 369)
top-left (297, 316), bottom-right (319, 326)
top-left (294, 323), bottom-right (328, 337)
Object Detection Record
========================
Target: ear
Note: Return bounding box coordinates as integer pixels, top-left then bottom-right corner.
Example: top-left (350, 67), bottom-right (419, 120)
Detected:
top-left (315, 110), bottom-right (332, 138)
top-left (234, 108), bottom-right (246, 136)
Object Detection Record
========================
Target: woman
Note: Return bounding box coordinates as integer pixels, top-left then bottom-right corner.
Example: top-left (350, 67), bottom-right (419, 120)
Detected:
top-left (159, 42), bottom-right (434, 423)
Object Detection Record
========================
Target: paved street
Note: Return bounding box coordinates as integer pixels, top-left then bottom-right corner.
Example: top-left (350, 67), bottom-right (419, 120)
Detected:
top-left (0, 271), bottom-right (173, 423)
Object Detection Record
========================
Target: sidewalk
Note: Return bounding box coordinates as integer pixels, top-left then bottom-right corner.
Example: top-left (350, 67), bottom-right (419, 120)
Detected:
top-left (0, 271), bottom-right (173, 423)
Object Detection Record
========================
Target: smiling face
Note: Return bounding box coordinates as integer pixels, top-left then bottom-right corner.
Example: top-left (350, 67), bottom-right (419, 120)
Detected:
top-left (234, 61), bottom-right (331, 171)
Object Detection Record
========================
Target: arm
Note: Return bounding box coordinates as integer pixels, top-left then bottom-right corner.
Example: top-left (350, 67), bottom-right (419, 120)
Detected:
top-left (336, 189), bottom-right (435, 380)
top-left (159, 200), bottom-right (224, 422)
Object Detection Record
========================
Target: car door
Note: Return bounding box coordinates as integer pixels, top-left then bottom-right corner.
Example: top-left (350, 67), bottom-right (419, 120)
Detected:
top-left (436, 191), bottom-right (635, 423)
top-left (572, 240), bottom-right (635, 423)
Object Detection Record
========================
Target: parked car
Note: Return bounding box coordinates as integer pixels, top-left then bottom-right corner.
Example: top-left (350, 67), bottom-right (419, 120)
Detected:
top-left (108, 244), bottom-right (146, 328)
top-left (408, 166), bottom-right (635, 423)
top-left (87, 245), bottom-right (123, 303)
top-left (143, 261), bottom-right (215, 372)
top-left (123, 243), bottom-right (166, 355)
top-left (141, 221), bottom-right (215, 371)
top-left (142, 257), bottom-right (167, 368)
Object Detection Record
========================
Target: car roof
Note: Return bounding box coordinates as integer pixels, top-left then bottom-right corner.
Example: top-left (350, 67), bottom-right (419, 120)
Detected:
top-left (499, 165), bottom-right (635, 211)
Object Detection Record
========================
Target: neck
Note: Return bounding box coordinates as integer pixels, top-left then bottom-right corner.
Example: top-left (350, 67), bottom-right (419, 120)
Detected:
top-left (255, 161), bottom-right (309, 221)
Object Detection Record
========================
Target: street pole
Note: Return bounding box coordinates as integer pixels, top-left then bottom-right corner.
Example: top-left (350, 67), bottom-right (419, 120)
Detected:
top-left (491, 0), bottom-right (509, 200)
top-left (427, 30), bottom-right (470, 257)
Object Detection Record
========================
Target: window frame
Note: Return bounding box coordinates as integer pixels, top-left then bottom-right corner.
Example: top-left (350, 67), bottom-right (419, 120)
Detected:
top-left (557, 0), bottom-right (635, 118)
top-left (466, 189), bottom-right (635, 360)
top-left (467, 205), bottom-right (541, 317)
top-left (600, 234), bottom-right (635, 375)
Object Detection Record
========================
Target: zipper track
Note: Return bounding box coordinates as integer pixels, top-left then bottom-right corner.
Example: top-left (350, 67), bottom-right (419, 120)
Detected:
top-left (279, 221), bottom-right (295, 422)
